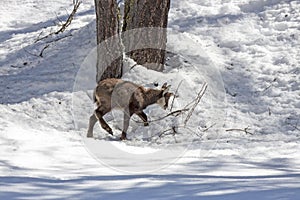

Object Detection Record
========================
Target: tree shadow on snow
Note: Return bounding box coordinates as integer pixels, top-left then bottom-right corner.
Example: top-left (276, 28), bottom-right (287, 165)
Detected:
top-left (0, 8), bottom-right (94, 44)
top-left (1, 151), bottom-right (299, 199)
top-left (0, 17), bottom-right (96, 104)
top-left (0, 172), bottom-right (299, 200)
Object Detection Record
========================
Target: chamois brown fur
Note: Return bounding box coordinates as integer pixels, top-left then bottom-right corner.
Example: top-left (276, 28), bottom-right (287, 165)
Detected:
top-left (87, 78), bottom-right (172, 140)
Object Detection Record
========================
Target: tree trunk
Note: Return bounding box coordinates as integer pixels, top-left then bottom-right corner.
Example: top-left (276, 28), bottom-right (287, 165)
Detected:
top-left (122, 0), bottom-right (170, 71)
top-left (94, 0), bottom-right (123, 82)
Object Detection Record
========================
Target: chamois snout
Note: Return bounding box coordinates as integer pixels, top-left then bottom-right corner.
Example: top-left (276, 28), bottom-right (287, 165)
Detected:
top-left (157, 83), bottom-right (173, 110)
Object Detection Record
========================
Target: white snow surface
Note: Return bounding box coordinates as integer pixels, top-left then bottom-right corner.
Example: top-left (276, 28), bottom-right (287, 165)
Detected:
top-left (1, 0), bottom-right (300, 199)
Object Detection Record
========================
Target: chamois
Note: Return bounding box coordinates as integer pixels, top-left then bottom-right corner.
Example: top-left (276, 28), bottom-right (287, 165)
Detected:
top-left (87, 78), bottom-right (173, 140)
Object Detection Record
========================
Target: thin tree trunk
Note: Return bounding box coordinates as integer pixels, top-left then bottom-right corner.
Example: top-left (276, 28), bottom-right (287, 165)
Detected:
top-left (94, 0), bottom-right (123, 82)
top-left (122, 0), bottom-right (170, 71)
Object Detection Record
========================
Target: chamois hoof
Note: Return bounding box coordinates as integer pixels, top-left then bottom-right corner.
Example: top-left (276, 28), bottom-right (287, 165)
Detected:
top-left (87, 133), bottom-right (93, 138)
top-left (120, 132), bottom-right (127, 140)
top-left (144, 122), bottom-right (149, 126)
top-left (104, 127), bottom-right (113, 136)
top-left (108, 130), bottom-right (113, 136)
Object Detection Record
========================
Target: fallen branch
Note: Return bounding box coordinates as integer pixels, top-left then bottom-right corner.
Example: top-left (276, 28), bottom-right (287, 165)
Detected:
top-left (24, 44), bottom-right (50, 58)
top-left (54, 1), bottom-right (81, 35)
top-left (39, 44), bottom-right (50, 57)
top-left (226, 126), bottom-right (253, 135)
top-left (34, 1), bottom-right (81, 43)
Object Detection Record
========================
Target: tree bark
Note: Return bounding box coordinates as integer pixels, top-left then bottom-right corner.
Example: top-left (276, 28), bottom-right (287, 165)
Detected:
top-left (122, 0), bottom-right (170, 71)
top-left (94, 0), bottom-right (123, 82)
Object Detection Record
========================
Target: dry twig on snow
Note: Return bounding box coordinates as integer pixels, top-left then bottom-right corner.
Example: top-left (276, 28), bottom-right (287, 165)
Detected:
top-left (54, 1), bottom-right (81, 35)
top-left (152, 82), bottom-right (208, 140)
top-left (184, 82), bottom-right (208, 126)
top-left (225, 126), bottom-right (253, 135)
top-left (170, 80), bottom-right (183, 112)
top-left (35, 0), bottom-right (81, 43)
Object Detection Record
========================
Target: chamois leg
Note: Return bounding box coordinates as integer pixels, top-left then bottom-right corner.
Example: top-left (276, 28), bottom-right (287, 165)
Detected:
top-left (121, 109), bottom-right (133, 140)
top-left (87, 113), bottom-right (97, 138)
top-left (94, 108), bottom-right (113, 136)
top-left (136, 111), bottom-right (149, 126)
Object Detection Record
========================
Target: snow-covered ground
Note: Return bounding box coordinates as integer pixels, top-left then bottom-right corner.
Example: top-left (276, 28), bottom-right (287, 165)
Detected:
top-left (1, 0), bottom-right (300, 199)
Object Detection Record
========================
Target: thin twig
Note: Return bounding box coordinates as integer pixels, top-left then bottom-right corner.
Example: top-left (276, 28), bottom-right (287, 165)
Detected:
top-left (183, 83), bottom-right (208, 110)
top-left (130, 63), bottom-right (138, 70)
top-left (34, 27), bottom-right (55, 43)
top-left (201, 123), bottom-right (216, 132)
top-left (35, 34), bottom-right (52, 43)
top-left (170, 80), bottom-right (183, 112)
top-left (39, 44), bottom-right (50, 57)
top-left (35, 31), bottom-right (44, 42)
top-left (55, 1), bottom-right (81, 34)
top-left (226, 126), bottom-right (253, 135)
top-left (35, 1), bottom-right (80, 43)
top-left (132, 83), bottom-right (207, 128)
top-left (45, 34), bottom-right (72, 43)
top-left (24, 49), bottom-right (40, 57)
top-left (154, 126), bottom-right (180, 143)
top-left (55, 12), bottom-right (64, 25)
top-left (184, 82), bottom-right (208, 126)
top-left (158, 128), bottom-right (173, 138)
top-left (132, 108), bottom-right (189, 124)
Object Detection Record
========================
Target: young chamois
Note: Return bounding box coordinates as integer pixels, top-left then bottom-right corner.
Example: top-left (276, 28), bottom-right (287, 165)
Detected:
top-left (87, 78), bottom-right (173, 140)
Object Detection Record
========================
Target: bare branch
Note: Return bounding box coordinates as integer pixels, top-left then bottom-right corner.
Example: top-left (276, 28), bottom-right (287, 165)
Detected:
top-left (131, 82), bottom-right (208, 143)
top-left (184, 82), bottom-right (208, 126)
top-left (45, 34), bottom-right (72, 43)
top-left (55, 12), bottom-right (64, 25)
top-left (158, 126), bottom-right (177, 138)
top-left (39, 44), bottom-right (50, 57)
top-left (225, 126), bottom-right (253, 135)
top-left (132, 108), bottom-right (189, 124)
top-left (55, 1), bottom-right (81, 34)
top-left (34, 1), bottom-right (80, 43)
top-left (24, 44), bottom-right (50, 58)
top-left (131, 82), bottom-right (208, 133)
top-left (35, 34), bottom-right (52, 43)
top-left (170, 80), bottom-right (183, 111)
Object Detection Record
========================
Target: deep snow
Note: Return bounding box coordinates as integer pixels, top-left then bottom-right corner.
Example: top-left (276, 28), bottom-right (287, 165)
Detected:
top-left (0, 0), bottom-right (300, 199)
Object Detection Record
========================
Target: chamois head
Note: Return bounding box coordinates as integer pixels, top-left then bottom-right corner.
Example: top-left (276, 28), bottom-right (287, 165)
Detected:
top-left (157, 83), bottom-right (173, 110)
